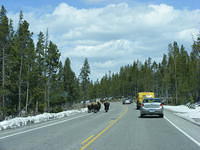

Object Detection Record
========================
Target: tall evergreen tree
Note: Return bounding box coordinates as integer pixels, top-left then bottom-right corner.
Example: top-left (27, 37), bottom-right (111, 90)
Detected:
top-left (34, 32), bottom-right (46, 113)
top-left (79, 58), bottom-right (90, 100)
top-left (46, 41), bottom-right (60, 111)
top-left (0, 6), bottom-right (9, 118)
top-left (160, 54), bottom-right (170, 99)
top-left (15, 13), bottom-right (34, 115)
top-left (190, 36), bottom-right (200, 101)
top-left (63, 58), bottom-right (79, 105)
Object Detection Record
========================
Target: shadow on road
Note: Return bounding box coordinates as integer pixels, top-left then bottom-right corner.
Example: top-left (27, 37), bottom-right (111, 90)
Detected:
top-left (138, 115), bottom-right (162, 119)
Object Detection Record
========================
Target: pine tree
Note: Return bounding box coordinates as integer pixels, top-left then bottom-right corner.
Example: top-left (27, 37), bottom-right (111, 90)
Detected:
top-left (11, 11), bottom-right (35, 115)
top-left (190, 35), bottom-right (200, 101)
top-left (46, 41), bottom-right (60, 111)
top-left (63, 58), bottom-right (79, 105)
top-left (168, 42), bottom-right (180, 104)
top-left (178, 45), bottom-right (190, 103)
top-left (0, 6), bottom-right (9, 118)
top-left (79, 58), bottom-right (90, 100)
top-left (34, 31), bottom-right (46, 113)
top-left (160, 54), bottom-right (170, 99)
top-left (24, 33), bottom-right (35, 114)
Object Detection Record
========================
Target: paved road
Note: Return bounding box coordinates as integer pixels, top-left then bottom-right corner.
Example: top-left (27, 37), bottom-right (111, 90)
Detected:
top-left (0, 102), bottom-right (200, 150)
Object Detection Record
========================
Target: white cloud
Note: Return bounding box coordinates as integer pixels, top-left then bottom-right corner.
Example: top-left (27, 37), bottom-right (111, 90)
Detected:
top-left (177, 28), bottom-right (199, 41)
top-left (84, 0), bottom-right (107, 4)
top-left (66, 40), bottom-right (136, 58)
top-left (8, 3), bottom-right (200, 80)
top-left (94, 60), bottom-right (116, 68)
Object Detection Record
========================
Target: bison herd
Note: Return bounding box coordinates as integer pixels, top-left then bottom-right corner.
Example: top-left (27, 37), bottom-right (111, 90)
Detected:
top-left (87, 101), bottom-right (110, 113)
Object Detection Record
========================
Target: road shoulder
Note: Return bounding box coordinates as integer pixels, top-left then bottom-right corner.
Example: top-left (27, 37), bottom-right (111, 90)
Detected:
top-left (164, 110), bottom-right (200, 146)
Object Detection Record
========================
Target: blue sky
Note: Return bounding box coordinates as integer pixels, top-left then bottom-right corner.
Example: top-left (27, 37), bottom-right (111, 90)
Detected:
top-left (1, 0), bottom-right (200, 80)
top-left (1, 0), bottom-right (200, 12)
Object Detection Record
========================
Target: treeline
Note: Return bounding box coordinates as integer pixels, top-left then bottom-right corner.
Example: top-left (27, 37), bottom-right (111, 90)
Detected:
top-left (0, 6), bottom-right (200, 119)
top-left (0, 6), bottom-right (91, 119)
top-left (91, 41), bottom-right (200, 105)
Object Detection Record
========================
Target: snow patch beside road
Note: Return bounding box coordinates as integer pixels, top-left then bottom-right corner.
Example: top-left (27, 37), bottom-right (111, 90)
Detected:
top-left (0, 108), bottom-right (87, 131)
top-left (164, 105), bottom-right (200, 125)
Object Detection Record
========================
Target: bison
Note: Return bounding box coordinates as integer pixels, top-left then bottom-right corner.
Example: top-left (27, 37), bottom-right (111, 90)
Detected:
top-left (87, 102), bottom-right (101, 113)
top-left (104, 101), bottom-right (110, 112)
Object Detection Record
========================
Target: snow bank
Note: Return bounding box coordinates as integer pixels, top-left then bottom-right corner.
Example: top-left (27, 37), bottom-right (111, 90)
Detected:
top-left (0, 108), bottom-right (87, 131)
top-left (164, 105), bottom-right (196, 113)
top-left (164, 105), bottom-right (200, 125)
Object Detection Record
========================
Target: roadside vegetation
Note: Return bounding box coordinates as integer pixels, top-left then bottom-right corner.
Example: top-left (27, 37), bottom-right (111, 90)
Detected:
top-left (0, 6), bottom-right (90, 119)
top-left (0, 6), bottom-right (200, 120)
top-left (95, 39), bottom-right (200, 105)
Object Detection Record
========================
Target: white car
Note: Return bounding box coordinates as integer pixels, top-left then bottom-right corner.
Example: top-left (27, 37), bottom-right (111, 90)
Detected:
top-left (122, 99), bottom-right (131, 104)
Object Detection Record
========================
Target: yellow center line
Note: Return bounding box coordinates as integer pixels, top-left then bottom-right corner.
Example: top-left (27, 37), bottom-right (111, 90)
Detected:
top-left (80, 107), bottom-right (128, 150)
top-left (81, 135), bottom-right (94, 145)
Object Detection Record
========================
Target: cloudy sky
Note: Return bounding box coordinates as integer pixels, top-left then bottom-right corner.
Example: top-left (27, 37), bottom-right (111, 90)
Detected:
top-left (1, 0), bottom-right (200, 80)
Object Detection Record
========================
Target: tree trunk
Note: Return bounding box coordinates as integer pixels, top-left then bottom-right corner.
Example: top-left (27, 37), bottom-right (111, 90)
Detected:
top-left (18, 55), bottom-right (23, 115)
top-left (174, 56), bottom-right (178, 105)
top-left (47, 77), bottom-right (50, 112)
top-left (25, 65), bottom-right (30, 114)
top-left (35, 100), bottom-right (38, 114)
top-left (161, 84), bottom-right (164, 98)
top-left (25, 81), bottom-right (29, 114)
top-left (44, 84), bottom-right (47, 112)
top-left (165, 88), bottom-right (169, 104)
top-left (2, 47), bottom-right (5, 119)
top-left (2, 47), bottom-right (5, 109)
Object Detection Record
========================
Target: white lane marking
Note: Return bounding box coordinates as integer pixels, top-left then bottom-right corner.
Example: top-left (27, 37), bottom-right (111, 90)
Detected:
top-left (164, 116), bottom-right (200, 147)
top-left (0, 113), bottom-right (82, 136)
top-left (0, 113), bottom-right (91, 140)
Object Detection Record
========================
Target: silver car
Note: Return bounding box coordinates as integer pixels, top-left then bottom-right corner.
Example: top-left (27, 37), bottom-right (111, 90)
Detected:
top-left (122, 99), bottom-right (131, 104)
top-left (140, 98), bottom-right (164, 118)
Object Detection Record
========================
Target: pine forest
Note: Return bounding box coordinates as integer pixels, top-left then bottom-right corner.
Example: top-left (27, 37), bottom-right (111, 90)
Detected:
top-left (0, 6), bottom-right (200, 120)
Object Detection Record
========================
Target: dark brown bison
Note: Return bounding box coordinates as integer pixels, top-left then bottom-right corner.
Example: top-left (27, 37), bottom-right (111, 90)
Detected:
top-left (104, 101), bottom-right (110, 112)
top-left (87, 102), bottom-right (100, 113)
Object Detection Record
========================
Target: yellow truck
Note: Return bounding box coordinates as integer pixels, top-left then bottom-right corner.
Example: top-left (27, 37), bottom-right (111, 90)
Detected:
top-left (136, 92), bottom-right (155, 109)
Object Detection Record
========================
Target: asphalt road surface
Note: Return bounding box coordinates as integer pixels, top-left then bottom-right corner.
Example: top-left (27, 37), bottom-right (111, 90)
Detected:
top-left (0, 102), bottom-right (200, 150)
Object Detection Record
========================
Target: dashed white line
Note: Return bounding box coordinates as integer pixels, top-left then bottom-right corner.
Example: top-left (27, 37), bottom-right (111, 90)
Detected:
top-left (164, 116), bottom-right (200, 147)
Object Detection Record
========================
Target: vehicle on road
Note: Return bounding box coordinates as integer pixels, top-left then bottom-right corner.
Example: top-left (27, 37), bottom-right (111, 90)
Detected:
top-left (140, 98), bottom-right (164, 118)
top-left (136, 92), bottom-right (155, 109)
top-left (122, 98), bottom-right (132, 104)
